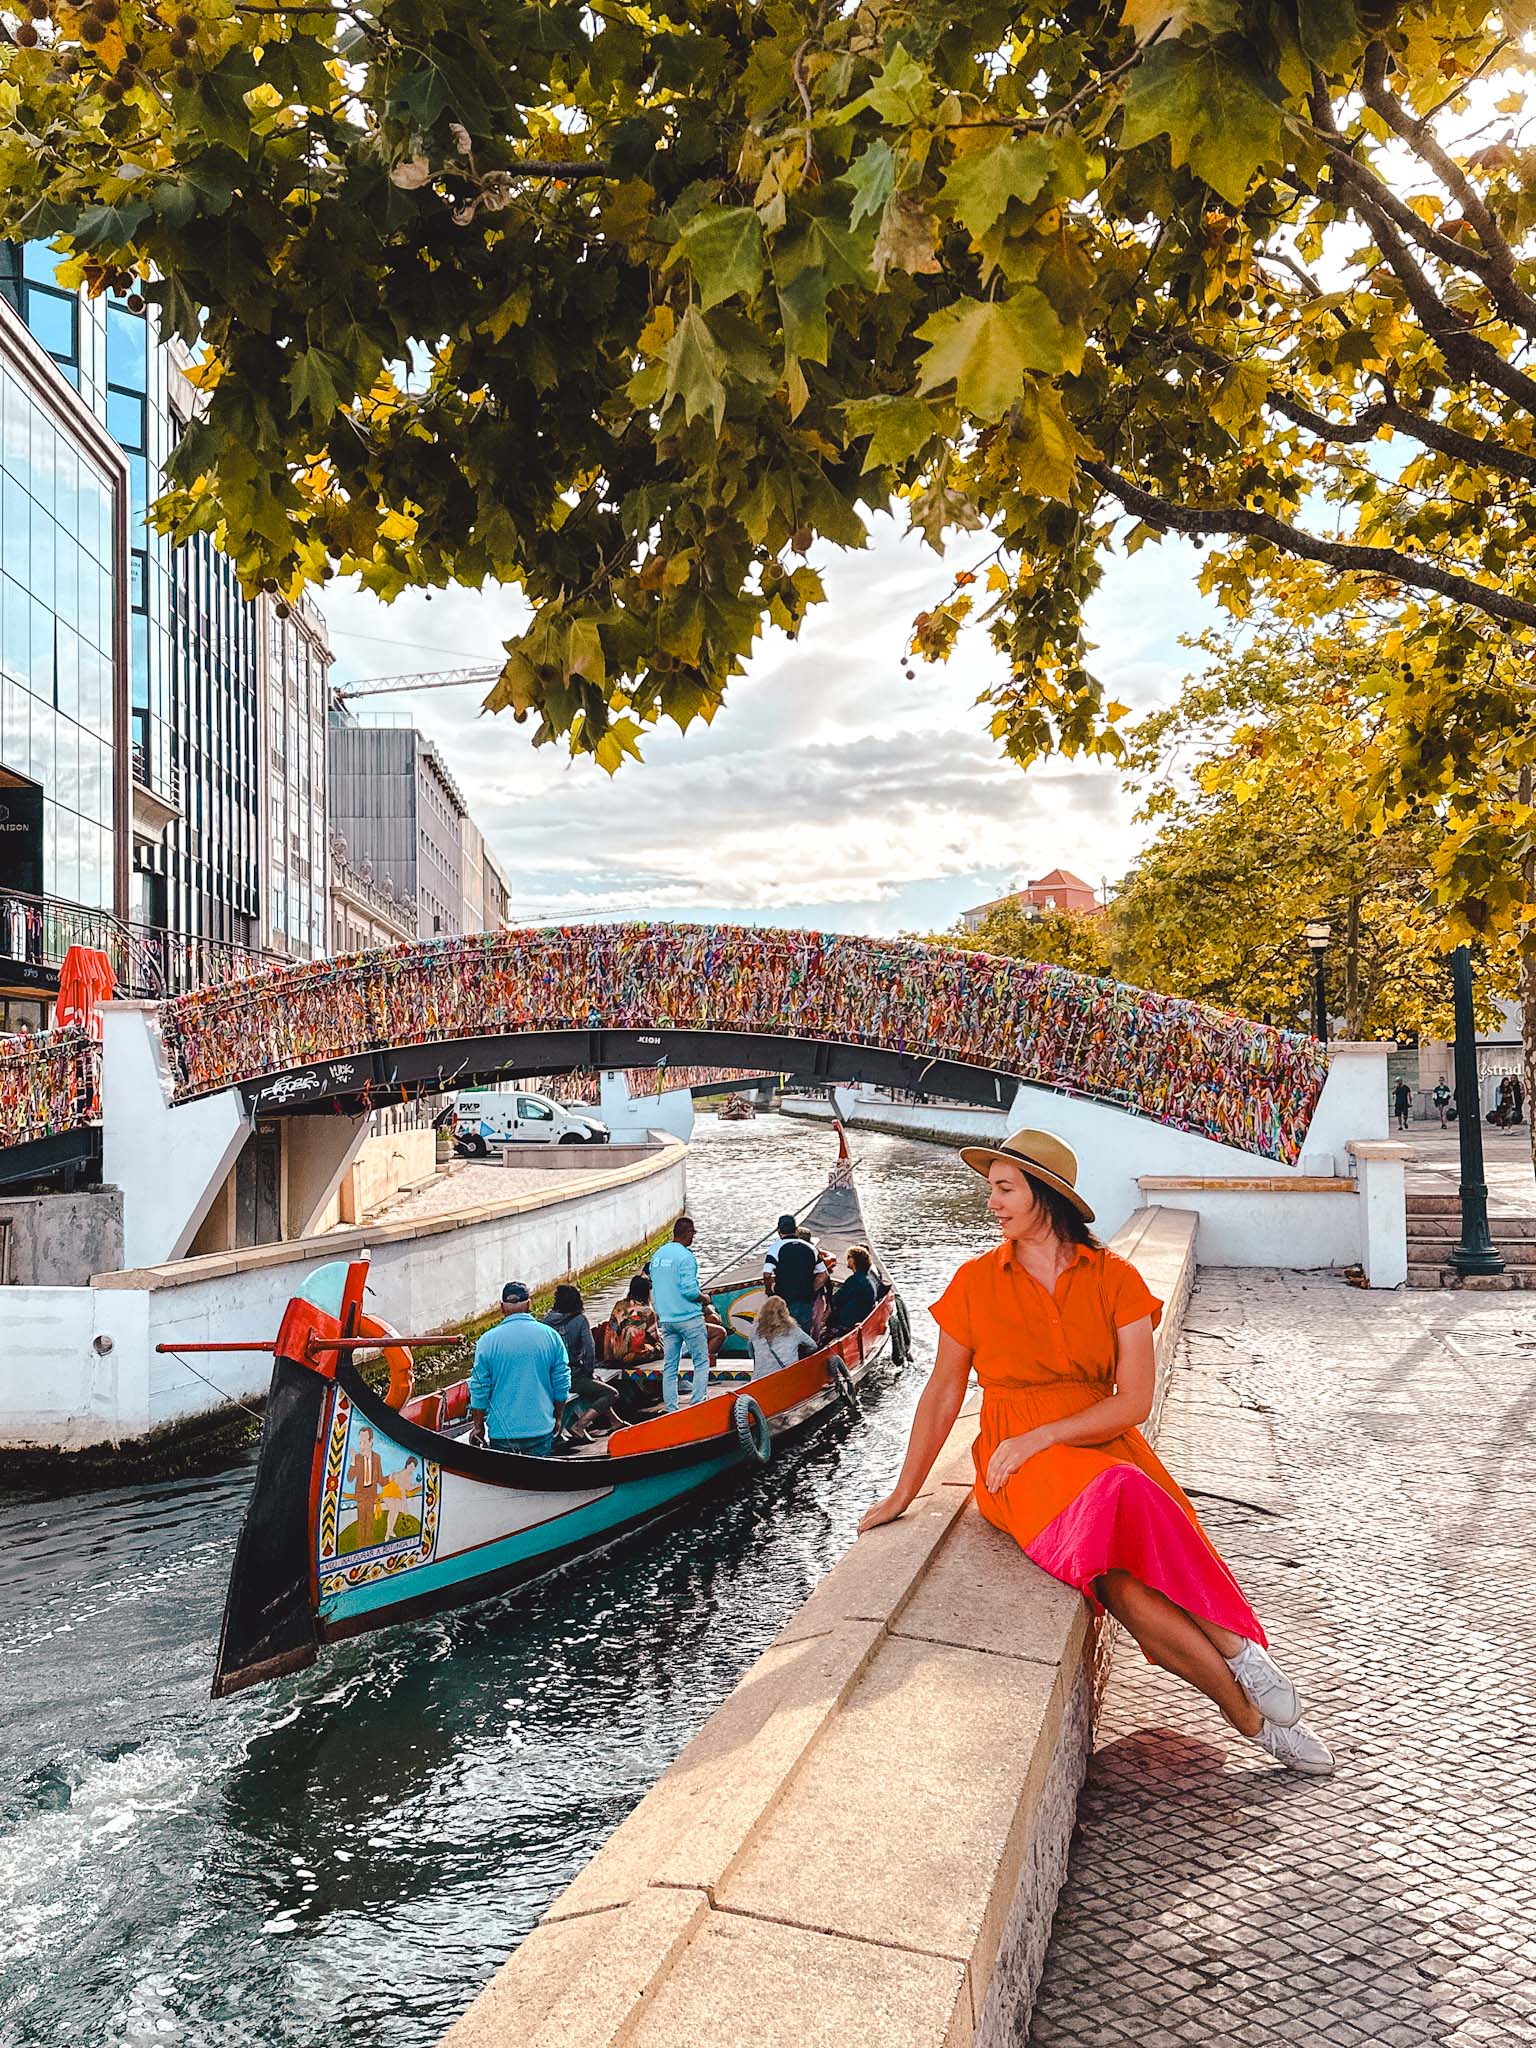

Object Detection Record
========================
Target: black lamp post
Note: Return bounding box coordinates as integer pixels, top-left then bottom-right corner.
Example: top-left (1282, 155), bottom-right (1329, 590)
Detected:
top-left (1449, 945), bottom-right (1505, 1277)
top-left (1303, 920), bottom-right (1330, 1042)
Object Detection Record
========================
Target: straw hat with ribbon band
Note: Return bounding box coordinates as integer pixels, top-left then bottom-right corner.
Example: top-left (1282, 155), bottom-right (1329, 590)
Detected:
top-left (958, 1128), bottom-right (1096, 1223)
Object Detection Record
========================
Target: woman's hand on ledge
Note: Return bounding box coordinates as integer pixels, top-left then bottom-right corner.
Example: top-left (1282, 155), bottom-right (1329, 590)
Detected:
top-left (857, 1490), bottom-right (911, 1534)
top-left (984, 1428), bottom-right (1053, 1496)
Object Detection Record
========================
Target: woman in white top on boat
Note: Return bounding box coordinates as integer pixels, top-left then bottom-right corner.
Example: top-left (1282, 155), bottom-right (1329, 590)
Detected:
top-left (751, 1296), bottom-right (816, 1378)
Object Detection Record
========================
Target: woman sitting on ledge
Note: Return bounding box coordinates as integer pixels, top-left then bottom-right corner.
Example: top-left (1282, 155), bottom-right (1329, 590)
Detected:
top-left (859, 1130), bottom-right (1332, 1777)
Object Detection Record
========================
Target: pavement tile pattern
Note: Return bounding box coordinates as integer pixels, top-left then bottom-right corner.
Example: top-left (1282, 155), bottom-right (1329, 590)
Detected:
top-left (1027, 1268), bottom-right (1536, 2048)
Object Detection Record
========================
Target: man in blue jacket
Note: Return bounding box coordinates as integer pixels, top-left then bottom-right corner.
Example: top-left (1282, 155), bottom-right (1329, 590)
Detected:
top-left (467, 1280), bottom-right (571, 1454)
top-left (650, 1216), bottom-right (712, 1411)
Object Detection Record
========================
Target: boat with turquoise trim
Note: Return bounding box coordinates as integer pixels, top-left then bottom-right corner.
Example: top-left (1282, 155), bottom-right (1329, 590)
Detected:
top-left (202, 1129), bottom-right (911, 1697)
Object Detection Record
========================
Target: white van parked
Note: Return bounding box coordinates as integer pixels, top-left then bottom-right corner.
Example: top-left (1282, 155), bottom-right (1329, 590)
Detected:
top-left (447, 1090), bottom-right (610, 1153)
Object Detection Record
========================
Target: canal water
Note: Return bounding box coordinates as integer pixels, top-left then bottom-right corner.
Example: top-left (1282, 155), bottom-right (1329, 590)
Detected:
top-left (0, 1117), bottom-right (996, 2048)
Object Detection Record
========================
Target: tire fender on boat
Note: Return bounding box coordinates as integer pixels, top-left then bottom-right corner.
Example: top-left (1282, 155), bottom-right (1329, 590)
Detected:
top-left (887, 1294), bottom-right (912, 1367)
top-left (828, 1357), bottom-right (859, 1410)
top-left (732, 1394), bottom-right (772, 1466)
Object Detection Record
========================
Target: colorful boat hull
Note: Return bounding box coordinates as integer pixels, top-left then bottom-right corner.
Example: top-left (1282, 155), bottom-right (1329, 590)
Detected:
top-left (208, 1127), bottom-right (908, 1697)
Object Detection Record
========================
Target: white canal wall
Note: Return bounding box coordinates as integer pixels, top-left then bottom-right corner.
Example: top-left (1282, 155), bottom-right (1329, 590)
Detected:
top-left (787, 1041), bottom-right (1406, 1284)
top-left (1, 1140), bottom-right (687, 1455)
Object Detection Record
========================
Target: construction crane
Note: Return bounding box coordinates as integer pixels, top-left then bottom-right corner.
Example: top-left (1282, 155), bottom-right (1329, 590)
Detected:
top-left (330, 663), bottom-right (502, 703)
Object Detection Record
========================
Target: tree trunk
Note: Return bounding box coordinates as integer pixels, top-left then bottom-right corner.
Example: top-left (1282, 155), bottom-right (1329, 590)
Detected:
top-left (1344, 893), bottom-right (1362, 1038)
top-left (1521, 766), bottom-right (1536, 1190)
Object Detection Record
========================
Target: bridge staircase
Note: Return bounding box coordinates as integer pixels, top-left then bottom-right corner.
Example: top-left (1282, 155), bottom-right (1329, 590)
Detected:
top-left (1405, 1191), bottom-right (1536, 1290)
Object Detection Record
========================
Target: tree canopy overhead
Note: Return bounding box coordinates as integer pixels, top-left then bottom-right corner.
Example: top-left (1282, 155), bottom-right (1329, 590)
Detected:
top-left (2, 0), bottom-right (1533, 800)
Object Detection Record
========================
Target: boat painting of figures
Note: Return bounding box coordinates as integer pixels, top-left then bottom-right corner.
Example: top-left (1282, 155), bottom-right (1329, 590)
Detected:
top-left (184, 1128), bottom-right (912, 1698)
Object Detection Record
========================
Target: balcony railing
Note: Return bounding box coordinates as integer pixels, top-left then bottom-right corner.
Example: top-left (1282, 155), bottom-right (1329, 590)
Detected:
top-left (0, 889), bottom-right (166, 998)
top-left (0, 887), bottom-right (286, 1001)
top-left (128, 924), bottom-right (287, 998)
top-left (131, 741), bottom-right (183, 808)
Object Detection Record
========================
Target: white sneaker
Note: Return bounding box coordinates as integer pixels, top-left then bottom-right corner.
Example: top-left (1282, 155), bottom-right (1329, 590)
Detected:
top-left (1253, 1717), bottom-right (1334, 1776)
top-left (1227, 1639), bottom-right (1300, 1727)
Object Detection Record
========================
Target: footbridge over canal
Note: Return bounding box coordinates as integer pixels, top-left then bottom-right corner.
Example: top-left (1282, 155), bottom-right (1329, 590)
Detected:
top-left (1, 923), bottom-right (1331, 1239)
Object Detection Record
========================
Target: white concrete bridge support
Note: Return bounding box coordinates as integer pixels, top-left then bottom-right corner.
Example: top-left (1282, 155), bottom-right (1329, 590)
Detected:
top-left (101, 1003), bottom-right (252, 1270)
top-left (600, 1071), bottom-right (696, 1146)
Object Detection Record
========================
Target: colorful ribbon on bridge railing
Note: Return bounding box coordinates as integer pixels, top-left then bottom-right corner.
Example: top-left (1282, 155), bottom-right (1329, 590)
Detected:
top-left (0, 1026), bottom-right (100, 1146)
top-left (156, 924), bottom-right (1330, 1164)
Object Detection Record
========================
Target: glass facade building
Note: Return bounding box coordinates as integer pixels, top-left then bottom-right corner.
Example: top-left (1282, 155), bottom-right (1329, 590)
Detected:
top-left (0, 277), bottom-right (124, 924)
top-left (167, 525), bottom-right (261, 944)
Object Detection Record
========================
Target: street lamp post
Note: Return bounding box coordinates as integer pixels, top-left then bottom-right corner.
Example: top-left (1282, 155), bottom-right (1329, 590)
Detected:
top-left (1448, 945), bottom-right (1505, 1278)
top-left (1302, 921), bottom-right (1330, 1043)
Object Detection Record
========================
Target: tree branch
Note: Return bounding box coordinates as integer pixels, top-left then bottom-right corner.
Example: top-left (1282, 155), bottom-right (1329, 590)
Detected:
top-left (1080, 458), bottom-right (1536, 630)
top-left (1360, 39), bottom-right (1536, 326)
top-left (1156, 326), bottom-right (1536, 487)
top-left (1264, 386), bottom-right (1536, 488)
top-left (1312, 71), bottom-right (1536, 364)
top-left (1328, 152), bottom-right (1536, 416)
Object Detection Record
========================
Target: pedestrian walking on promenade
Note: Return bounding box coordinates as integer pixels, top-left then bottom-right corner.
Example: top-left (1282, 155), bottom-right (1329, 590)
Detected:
top-left (651, 1216), bottom-right (714, 1410)
top-left (1393, 1079), bottom-right (1413, 1131)
top-left (859, 1131), bottom-right (1333, 1776)
top-left (1433, 1078), bottom-right (1451, 1128)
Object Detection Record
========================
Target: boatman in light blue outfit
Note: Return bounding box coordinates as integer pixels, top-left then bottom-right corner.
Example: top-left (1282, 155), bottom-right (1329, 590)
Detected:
top-left (467, 1280), bottom-right (571, 1455)
top-left (650, 1216), bottom-right (712, 1411)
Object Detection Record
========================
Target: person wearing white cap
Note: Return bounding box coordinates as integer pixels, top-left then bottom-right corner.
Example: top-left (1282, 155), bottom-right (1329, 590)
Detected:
top-left (859, 1129), bottom-right (1332, 1777)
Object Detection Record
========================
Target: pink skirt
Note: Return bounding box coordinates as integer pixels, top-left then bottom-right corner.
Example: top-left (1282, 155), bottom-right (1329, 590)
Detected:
top-left (1023, 1463), bottom-right (1266, 1645)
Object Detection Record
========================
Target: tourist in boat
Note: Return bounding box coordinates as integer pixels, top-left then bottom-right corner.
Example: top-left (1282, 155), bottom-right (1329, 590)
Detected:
top-left (604, 1274), bottom-right (663, 1366)
top-left (751, 1295), bottom-right (816, 1377)
top-left (761, 1213), bottom-right (801, 1283)
top-left (466, 1280), bottom-right (572, 1456)
top-left (827, 1245), bottom-right (878, 1336)
top-left (702, 1297), bottom-right (730, 1364)
top-left (650, 1216), bottom-right (714, 1410)
top-left (543, 1283), bottom-right (624, 1440)
top-left (767, 1226), bottom-right (824, 1335)
top-left (543, 1283), bottom-right (597, 1375)
top-left (857, 1130), bottom-right (1333, 1777)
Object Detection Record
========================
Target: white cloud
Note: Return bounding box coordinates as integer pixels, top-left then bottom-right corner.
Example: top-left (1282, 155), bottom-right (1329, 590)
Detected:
top-left (320, 513), bottom-right (1220, 934)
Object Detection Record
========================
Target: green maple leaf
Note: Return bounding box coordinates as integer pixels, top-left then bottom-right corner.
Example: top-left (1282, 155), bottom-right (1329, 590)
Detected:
top-left (915, 294), bottom-right (1080, 420)
top-left (834, 42), bottom-right (932, 126)
top-left (843, 140), bottom-right (897, 228)
top-left (286, 346), bottom-right (344, 425)
top-left (941, 139), bottom-right (1057, 241)
top-left (69, 199), bottom-right (151, 250)
top-left (663, 306), bottom-right (727, 434)
top-left (842, 393), bottom-right (943, 471)
top-left (1120, 44), bottom-right (1283, 207)
top-left (676, 206), bottom-right (765, 311)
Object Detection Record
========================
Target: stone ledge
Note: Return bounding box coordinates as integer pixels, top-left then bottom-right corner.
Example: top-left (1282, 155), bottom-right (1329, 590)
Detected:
top-left (91, 1136), bottom-right (686, 1290)
top-left (1138, 1174), bottom-right (1354, 1193)
top-left (439, 1206), bottom-right (1199, 2048)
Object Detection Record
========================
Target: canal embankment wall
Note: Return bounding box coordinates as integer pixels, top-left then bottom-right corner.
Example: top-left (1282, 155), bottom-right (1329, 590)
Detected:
top-left (441, 1204), bottom-right (1197, 2048)
top-left (785, 1040), bottom-right (1408, 1285)
top-left (0, 1138), bottom-right (686, 1457)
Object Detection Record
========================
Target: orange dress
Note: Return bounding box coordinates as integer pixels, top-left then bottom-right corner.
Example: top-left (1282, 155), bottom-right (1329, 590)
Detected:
top-left (932, 1241), bottom-right (1265, 1643)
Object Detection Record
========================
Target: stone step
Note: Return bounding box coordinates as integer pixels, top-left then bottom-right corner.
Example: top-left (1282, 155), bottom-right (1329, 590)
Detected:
top-left (1407, 1234), bottom-right (1536, 1265)
top-left (1404, 1210), bottom-right (1536, 1240)
top-left (1406, 1263), bottom-right (1536, 1291)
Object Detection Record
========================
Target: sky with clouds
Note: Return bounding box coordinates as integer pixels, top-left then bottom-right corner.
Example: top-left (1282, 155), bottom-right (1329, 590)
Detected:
top-left (320, 515), bottom-right (1223, 936)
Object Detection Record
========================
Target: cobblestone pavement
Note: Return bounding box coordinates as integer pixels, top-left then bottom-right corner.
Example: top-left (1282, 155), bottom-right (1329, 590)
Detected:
top-left (1027, 1269), bottom-right (1536, 2048)
top-left (1404, 1124), bottom-right (1534, 1217)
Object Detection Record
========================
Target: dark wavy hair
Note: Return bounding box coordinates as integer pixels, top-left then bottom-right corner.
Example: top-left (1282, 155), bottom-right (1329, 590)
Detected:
top-left (551, 1282), bottom-right (584, 1316)
top-left (1025, 1173), bottom-right (1102, 1252)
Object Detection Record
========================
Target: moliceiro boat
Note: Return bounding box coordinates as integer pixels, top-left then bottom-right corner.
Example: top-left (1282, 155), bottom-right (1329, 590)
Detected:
top-left (202, 1131), bottom-right (912, 1697)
